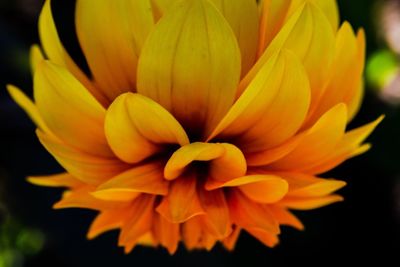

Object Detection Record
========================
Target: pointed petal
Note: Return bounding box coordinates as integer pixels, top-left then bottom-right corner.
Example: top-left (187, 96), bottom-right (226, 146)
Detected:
top-left (199, 188), bottom-right (231, 238)
top-left (7, 85), bottom-right (53, 136)
top-left (37, 130), bottom-right (129, 185)
top-left (228, 190), bottom-right (280, 234)
top-left (206, 174), bottom-right (283, 192)
top-left (87, 208), bottom-right (129, 239)
top-left (39, 0), bottom-right (106, 105)
top-left (210, 0), bottom-right (259, 76)
top-left (28, 173), bottom-right (82, 188)
top-left (156, 174), bottom-right (204, 223)
top-left (268, 205), bottom-right (304, 230)
top-left (268, 104), bottom-right (347, 171)
top-left (208, 50), bottom-right (310, 152)
top-left (182, 217), bottom-right (203, 250)
top-left (302, 116), bottom-right (384, 175)
top-left (105, 93), bottom-right (189, 164)
top-left (94, 162), bottom-right (168, 198)
top-left (76, 0), bottom-right (154, 100)
top-left (153, 213), bottom-right (180, 254)
top-left (34, 61), bottom-right (113, 157)
top-left (280, 195), bottom-right (344, 210)
top-left (137, 0), bottom-right (241, 136)
top-left (241, 1), bottom-right (335, 113)
top-left (30, 44), bottom-right (44, 74)
top-left (118, 195), bottom-right (155, 251)
top-left (239, 176), bottom-right (288, 204)
top-left (53, 186), bottom-right (128, 210)
top-left (164, 143), bottom-right (225, 180)
top-left (222, 226), bottom-right (241, 251)
top-left (247, 228), bottom-right (279, 247)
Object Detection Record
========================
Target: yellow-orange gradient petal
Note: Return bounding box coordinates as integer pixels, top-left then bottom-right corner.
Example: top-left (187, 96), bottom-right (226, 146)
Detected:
top-left (137, 0), bottom-right (241, 136)
top-left (87, 207), bottom-right (129, 240)
top-left (105, 93), bottom-right (189, 164)
top-left (76, 0), bottom-right (154, 100)
top-left (28, 173), bottom-right (83, 188)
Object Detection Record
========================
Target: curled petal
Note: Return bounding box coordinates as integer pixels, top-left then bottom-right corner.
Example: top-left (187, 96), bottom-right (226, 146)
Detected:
top-left (137, 0), bottom-right (241, 136)
top-left (105, 93), bottom-right (189, 164)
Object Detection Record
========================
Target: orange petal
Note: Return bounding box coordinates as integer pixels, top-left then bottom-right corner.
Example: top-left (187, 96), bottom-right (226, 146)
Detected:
top-left (279, 195), bottom-right (344, 210)
top-left (268, 104), bottom-right (347, 171)
top-left (137, 0), bottom-right (241, 136)
top-left (199, 188), bottom-right (231, 238)
top-left (239, 177), bottom-right (288, 204)
top-left (105, 93), bottom-right (189, 164)
top-left (75, 0), bottom-right (154, 100)
top-left (228, 190), bottom-right (280, 235)
top-left (53, 186), bottom-right (128, 210)
top-left (87, 208), bottom-right (130, 239)
top-left (208, 50), bottom-right (310, 152)
top-left (28, 173), bottom-right (82, 188)
top-left (181, 217), bottom-right (203, 250)
top-left (94, 162), bottom-right (168, 199)
top-left (268, 205), bottom-right (304, 230)
top-left (222, 226), bottom-right (241, 251)
top-left (34, 61), bottom-right (113, 158)
top-left (118, 195), bottom-right (155, 252)
top-left (164, 143), bottom-right (225, 180)
top-left (156, 174), bottom-right (204, 223)
top-left (152, 213), bottom-right (180, 254)
top-left (246, 228), bottom-right (279, 247)
top-left (37, 130), bottom-right (129, 185)
top-left (206, 174), bottom-right (283, 192)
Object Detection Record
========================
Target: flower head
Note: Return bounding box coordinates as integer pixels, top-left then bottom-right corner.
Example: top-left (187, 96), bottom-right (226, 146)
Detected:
top-left (8, 0), bottom-right (382, 253)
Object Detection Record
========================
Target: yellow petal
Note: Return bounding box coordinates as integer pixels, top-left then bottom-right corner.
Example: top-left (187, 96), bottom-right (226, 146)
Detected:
top-left (239, 176), bottom-right (288, 204)
top-left (76, 0), bottom-right (154, 100)
top-left (280, 195), bottom-right (344, 210)
top-left (53, 186), bottom-right (128, 210)
top-left (268, 205), bottom-right (304, 230)
top-left (305, 22), bottom-right (363, 127)
top-left (278, 172), bottom-right (346, 197)
top-left (7, 85), bottom-right (53, 136)
top-left (152, 213), bottom-right (180, 254)
top-left (268, 104), bottom-right (347, 171)
top-left (208, 50), bottom-right (310, 152)
top-left (156, 174), bottom-right (204, 223)
top-left (228, 190), bottom-right (280, 234)
top-left (164, 143), bottom-right (225, 180)
top-left (39, 0), bottom-right (106, 105)
top-left (241, 2), bottom-right (335, 112)
top-left (137, 0), bottom-right (241, 136)
top-left (302, 115), bottom-right (384, 175)
top-left (87, 208), bottom-right (129, 239)
top-left (37, 130), bottom-right (129, 185)
top-left (34, 61), bottom-right (113, 158)
top-left (105, 93), bottom-right (189, 164)
top-left (118, 195), bottom-right (155, 252)
top-left (209, 0), bottom-right (259, 77)
top-left (199, 188), bottom-right (231, 238)
top-left (30, 44), bottom-right (44, 74)
top-left (28, 173), bottom-right (82, 188)
top-left (94, 162), bottom-right (168, 197)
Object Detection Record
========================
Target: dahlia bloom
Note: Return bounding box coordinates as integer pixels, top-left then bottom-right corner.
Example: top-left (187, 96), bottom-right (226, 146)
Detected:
top-left (8, 0), bottom-right (382, 253)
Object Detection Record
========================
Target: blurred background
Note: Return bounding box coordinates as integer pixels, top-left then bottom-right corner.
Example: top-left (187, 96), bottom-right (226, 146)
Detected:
top-left (0, 0), bottom-right (398, 266)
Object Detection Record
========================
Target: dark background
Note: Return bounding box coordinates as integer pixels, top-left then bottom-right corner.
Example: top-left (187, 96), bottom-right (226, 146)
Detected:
top-left (0, 0), bottom-right (398, 266)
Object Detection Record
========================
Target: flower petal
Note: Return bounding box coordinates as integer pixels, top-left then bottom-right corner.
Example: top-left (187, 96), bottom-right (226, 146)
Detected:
top-left (279, 195), bottom-right (344, 210)
top-left (239, 177), bottom-right (288, 204)
top-left (137, 0), bottom-right (241, 136)
top-left (28, 173), bottom-right (82, 188)
top-left (153, 213), bottom-right (180, 254)
top-left (30, 44), bottom-right (44, 73)
top-left (247, 228), bottom-right (279, 247)
top-left (37, 130), bottom-right (129, 185)
top-left (268, 104), bottom-right (347, 171)
top-left (181, 217), bottom-right (203, 250)
top-left (105, 93), bottom-right (189, 164)
top-left (76, 0), bottom-right (154, 100)
top-left (209, 0), bottom-right (259, 77)
top-left (34, 61), bottom-right (113, 158)
top-left (94, 162), bottom-right (168, 197)
top-left (268, 205), bottom-right (304, 230)
top-left (208, 50), bottom-right (310, 152)
top-left (87, 208), bottom-right (129, 239)
top-left (241, 1), bottom-right (335, 113)
top-left (228, 190), bottom-right (280, 235)
top-left (156, 174), bottom-right (204, 223)
top-left (164, 143), bottom-right (225, 180)
top-left (118, 195), bottom-right (155, 252)
top-left (222, 226), bottom-right (241, 251)
top-left (39, 0), bottom-right (106, 105)
top-left (199, 188), bottom-right (231, 238)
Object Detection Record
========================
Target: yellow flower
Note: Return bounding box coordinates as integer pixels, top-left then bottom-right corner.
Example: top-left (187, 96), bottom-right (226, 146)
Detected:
top-left (8, 0), bottom-right (382, 253)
